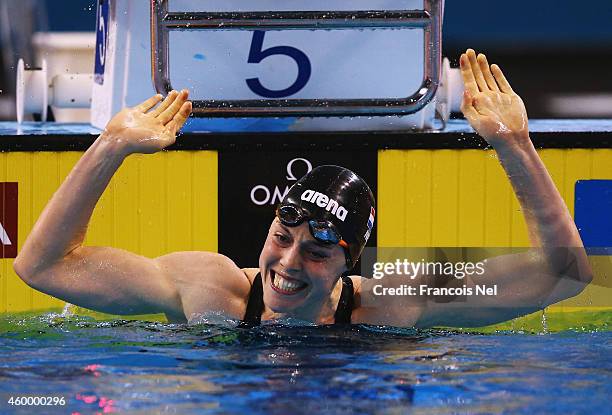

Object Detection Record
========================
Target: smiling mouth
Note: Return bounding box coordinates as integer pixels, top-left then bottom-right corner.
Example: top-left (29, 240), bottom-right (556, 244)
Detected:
top-left (270, 271), bottom-right (308, 295)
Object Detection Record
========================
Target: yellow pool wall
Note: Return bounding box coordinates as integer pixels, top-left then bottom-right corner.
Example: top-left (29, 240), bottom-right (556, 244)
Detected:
top-left (1, 148), bottom-right (610, 326)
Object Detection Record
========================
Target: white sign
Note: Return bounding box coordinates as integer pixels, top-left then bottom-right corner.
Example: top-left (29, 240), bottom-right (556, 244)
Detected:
top-left (170, 28), bottom-right (424, 101)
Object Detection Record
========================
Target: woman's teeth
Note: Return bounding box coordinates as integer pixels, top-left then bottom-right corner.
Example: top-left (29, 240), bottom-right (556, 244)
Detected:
top-left (272, 272), bottom-right (307, 293)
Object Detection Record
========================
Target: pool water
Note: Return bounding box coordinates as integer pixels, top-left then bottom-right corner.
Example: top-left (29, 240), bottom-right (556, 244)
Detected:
top-left (0, 312), bottom-right (610, 414)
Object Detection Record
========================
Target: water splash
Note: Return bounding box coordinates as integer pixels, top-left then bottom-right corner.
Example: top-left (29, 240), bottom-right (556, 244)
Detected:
top-left (540, 308), bottom-right (549, 335)
top-left (60, 302), bottom-right (75, 318)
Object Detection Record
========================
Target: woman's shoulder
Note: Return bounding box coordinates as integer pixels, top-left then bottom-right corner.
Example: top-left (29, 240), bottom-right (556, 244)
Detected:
top-left (350, 275), bottom-right (423, 327)
top-left (241, 268), bottom-right (261, 285)
top-left (158, 251), bottom-right (253, 320)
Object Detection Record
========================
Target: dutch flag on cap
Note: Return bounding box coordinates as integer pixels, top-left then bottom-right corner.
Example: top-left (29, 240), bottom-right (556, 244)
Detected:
top-left (364, 207), bottom-right (375, 241)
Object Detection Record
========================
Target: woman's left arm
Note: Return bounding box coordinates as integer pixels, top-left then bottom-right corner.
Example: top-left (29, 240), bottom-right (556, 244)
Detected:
top-left (416, 49), bottom-right (593, 328)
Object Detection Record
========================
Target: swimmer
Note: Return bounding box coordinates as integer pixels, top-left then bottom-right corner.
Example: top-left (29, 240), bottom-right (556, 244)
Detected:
top-left (13, 49), bottom-right (592, 327)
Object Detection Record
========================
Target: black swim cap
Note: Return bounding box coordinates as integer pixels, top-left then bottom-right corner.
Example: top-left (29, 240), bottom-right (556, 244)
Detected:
top-left (279, 165), bottom-right (375, 269)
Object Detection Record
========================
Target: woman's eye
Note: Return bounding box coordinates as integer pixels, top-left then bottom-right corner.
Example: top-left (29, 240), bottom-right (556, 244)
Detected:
top-left (274, 233), bottom-right (290, 244)
top-left (309, 250), bottom-right (329, 260)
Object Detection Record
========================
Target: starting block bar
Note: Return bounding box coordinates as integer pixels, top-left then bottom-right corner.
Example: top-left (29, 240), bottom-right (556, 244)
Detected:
top-left (151, 1), bottom-right (442, 117)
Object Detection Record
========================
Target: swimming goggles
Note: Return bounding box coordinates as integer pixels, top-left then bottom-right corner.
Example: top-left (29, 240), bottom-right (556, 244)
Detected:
top-left (276, 204), bottom-right (352, 266)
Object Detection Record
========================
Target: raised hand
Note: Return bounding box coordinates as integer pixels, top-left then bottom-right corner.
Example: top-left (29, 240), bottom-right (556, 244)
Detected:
top-left (103, 90), bottom-right (192, 154)
top-left (460, 49), bottom-right (529, 149)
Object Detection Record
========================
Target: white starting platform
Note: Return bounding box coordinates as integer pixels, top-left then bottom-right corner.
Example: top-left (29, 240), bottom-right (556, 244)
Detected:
top-left (18, 0), bottom-right (464, 132)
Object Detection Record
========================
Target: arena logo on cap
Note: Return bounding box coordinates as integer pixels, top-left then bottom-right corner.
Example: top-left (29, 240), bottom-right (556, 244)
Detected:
top-left (300, 189), bottom-right (348, 221)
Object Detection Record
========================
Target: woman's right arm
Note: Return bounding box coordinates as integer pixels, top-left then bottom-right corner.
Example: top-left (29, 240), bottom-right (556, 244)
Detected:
top-left (12, 91), bottom-right (194, 318)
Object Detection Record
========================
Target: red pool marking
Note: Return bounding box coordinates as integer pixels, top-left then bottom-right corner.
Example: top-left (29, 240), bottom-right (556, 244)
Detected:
top-left (76, 392), bottom-right (117, 413)
top-left (76, 394), bottom-right (98, 404)
top-left (84, 363), bottom-right (102, 377)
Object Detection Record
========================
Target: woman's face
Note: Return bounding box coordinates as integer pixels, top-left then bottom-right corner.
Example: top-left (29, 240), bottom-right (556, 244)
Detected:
top-left (259, 218), bottom-right (347, 315)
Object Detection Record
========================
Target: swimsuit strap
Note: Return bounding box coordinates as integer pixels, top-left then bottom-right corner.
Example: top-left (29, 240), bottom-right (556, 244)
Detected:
top-left (333, 276), bottom-right (354, 325)
top-left (238, 272), bottom-right (264, 328)
top-left (239, 273), bottom-right (354, 326)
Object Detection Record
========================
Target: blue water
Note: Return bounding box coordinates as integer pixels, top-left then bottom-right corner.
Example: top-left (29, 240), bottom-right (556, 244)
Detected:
top-left (0, 314), bottom-right (610, 414)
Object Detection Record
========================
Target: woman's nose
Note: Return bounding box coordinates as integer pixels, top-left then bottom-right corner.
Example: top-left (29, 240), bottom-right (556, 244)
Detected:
top-left (280, 244), bottom-right (302, 272)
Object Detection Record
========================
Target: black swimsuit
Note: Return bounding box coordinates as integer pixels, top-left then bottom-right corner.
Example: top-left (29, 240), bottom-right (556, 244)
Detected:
top-left (239, 273), bottom-right (355, 327)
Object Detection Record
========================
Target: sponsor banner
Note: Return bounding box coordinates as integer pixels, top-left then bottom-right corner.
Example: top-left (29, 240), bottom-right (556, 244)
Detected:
top-left (1, 183), bottom-right (18, 258)
top-left (219, 151), bottom-right (377, 270)
top-left (575, 180), bottom-right (612, 255)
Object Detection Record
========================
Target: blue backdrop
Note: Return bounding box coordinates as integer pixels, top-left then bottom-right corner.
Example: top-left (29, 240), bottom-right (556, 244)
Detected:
top-left (45, 0), bottom-right (612, 51)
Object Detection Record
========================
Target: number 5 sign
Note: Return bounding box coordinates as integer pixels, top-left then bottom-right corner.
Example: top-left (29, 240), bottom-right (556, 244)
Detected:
top-left (151, 0), bottom-right (442, 117)
top-left (246, 31), bottom-right (312, 99)
top-left (94, 0), bottom-right (110, 85)
top-left (1, 183), bottom-right (18, 258)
